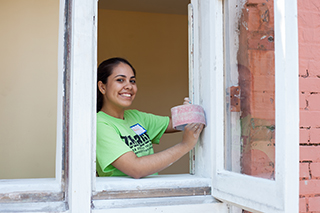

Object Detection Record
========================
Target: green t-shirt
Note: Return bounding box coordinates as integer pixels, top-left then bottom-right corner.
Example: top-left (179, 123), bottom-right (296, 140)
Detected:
top-left (96, 109), bottom-right (170, 177)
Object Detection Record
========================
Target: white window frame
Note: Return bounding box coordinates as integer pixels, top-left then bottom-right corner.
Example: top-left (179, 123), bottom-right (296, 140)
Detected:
top-left (0, 0), bottom-right (299, 212)
top-left (0, 0), bottom-right (70, 212)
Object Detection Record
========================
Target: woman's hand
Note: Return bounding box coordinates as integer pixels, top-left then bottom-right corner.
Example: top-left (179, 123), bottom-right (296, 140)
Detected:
top-left (183, 97), bottom-right (192, 105)
top-left (181, 123), bottom-right (204, 149)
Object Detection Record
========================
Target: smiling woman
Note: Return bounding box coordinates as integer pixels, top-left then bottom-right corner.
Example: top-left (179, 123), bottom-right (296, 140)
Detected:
top-left (96, 57), bottom-right (204, 178)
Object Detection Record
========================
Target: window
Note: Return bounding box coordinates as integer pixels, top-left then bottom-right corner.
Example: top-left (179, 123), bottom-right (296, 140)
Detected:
top-left (0, 0), bottom-right (68, 211)
top-left (0, 0), bottom-right (299, 212)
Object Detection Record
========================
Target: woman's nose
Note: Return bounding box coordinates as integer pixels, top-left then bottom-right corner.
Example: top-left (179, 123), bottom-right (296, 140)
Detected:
top-left (124, 81), bottom-right (133, 89)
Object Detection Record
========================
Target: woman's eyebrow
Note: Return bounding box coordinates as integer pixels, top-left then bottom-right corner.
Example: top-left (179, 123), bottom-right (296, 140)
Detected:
top-left (114, 74), bottom-right (135, 78)
top-left (114, 74), bottom-right (126, 78)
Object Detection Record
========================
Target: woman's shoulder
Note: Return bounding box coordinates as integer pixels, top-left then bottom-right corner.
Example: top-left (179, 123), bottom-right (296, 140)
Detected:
top-left (124, 109), bottom-right (154, 119)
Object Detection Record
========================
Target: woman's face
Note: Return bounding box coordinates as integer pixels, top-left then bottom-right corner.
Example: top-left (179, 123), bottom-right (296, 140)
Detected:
top-left (102, 62), bottom-right (137, 110)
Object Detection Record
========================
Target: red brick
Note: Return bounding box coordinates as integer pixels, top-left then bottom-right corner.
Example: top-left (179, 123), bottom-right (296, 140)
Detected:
top-left (300, 78), bottom-right (320, 93)
top-left (248, 50), bottom-right (275, 76)
top-left (300, 163), bottom-right (310, 179)
top-left (246, 2), bottom-right (274, 32)
top-left (298, 11), bottom-right (320, 29)
top-left (309, 196), bottom-right (320, 212)
top-left (309, 59), bottom-right (320, 76)
top-left (253, 75), bottom-right (275, 92)
top-left (307, 0), bottom-right (320, 12)
top-left (307, 94), bottom-right (320, 111)
top-left (300, 146), bottom-right (320, 162)
top-left (310, 162), bottom-right (320, 178)
top-left (310, 128), bottom-right (320, 143)
top-left (299, 44), bottom-right (320, 62)
top-left (298, 0), bottom-right (311, 12)
top-left (299, 197), bottom-right (307, 213)
top-left (300, 111), bottom-right (320, 127)
top-left (251, 91), bottom-right (275, 111)
top-left (300, 93), bottom-right (308, 110)
top-left (299, 27), bottom-right (317, 45)
top-left (300, 128), bottom-right (310, 143)
top-left (300, 179), bottom-right (320, 195)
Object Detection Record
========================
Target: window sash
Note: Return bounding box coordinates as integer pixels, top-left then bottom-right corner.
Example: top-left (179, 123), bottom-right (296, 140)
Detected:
top-left (209, 0), bottom-right (299, 212)
top-left (0, 0), bottom-right (69, 210)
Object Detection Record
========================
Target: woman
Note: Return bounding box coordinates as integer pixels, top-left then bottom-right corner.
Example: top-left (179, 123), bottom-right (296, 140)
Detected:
top-left (96, 57), bottom-right (204, 179)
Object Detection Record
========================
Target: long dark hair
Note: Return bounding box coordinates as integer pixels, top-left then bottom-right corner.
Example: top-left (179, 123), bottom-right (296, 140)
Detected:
top-left (97, 57), bottom-right (136, 112)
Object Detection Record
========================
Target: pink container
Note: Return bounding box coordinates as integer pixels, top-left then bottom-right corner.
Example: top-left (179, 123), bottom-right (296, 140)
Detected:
top-left (171, 104), bottom-right (206, 130)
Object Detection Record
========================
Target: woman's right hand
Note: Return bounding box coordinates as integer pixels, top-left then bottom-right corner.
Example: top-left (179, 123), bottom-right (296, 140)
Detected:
top-left (183, 97), bottom-right (192, 105)
top-left (181, 123), bottom-right (204, 149)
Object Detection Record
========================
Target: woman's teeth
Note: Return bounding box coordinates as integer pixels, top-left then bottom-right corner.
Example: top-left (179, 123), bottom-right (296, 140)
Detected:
top-left (121, 93), bottom-right (131, 97)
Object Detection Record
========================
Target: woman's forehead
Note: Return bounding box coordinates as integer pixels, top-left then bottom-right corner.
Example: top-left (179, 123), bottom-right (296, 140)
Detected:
top-left (111, 63), bottom-right (135, 77)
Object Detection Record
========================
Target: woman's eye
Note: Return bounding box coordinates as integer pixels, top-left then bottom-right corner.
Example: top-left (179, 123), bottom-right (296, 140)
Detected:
top-left (116, 79), bottom-right (124, 82)
top-left (130, 79), bottom-right (136, 84)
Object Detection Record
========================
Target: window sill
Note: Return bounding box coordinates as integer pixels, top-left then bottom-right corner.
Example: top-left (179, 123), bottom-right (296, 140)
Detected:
top-left (93, 174), bottom-right (211, 200)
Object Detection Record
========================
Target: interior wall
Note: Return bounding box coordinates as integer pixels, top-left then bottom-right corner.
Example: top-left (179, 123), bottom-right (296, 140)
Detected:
top-left (0, 0), bottom-right (59, 179)
top-left (98, 9), bottom-right (189, 174)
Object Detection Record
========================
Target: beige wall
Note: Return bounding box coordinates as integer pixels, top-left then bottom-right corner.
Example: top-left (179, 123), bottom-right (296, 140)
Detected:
top-left (98, 9), bottom-right (189, 174)
top-left (0, 0), bottom-right (59, 179)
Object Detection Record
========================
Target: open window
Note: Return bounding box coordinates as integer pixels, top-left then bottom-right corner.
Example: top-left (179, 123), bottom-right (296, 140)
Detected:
top-left (0, 0), bottom-right (299, 212)
top-left (208, 0), bottom-right (299, 212)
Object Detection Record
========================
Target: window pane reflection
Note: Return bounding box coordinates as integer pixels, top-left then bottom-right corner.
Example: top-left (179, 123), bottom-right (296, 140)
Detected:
top-left (224, 0), bottom-right (275, 180)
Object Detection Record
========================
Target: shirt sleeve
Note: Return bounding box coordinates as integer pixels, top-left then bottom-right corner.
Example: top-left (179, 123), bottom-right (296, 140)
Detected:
top-left (96, 122), bottom-right (132, 174)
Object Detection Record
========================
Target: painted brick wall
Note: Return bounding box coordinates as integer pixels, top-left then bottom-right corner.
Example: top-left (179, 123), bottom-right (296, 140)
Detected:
top-left (298, 0), bottom-right (320, 212)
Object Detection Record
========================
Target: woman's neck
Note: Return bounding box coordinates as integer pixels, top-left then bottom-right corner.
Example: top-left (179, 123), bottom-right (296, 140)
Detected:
top-left (100, 105), bottom-right (125, 120)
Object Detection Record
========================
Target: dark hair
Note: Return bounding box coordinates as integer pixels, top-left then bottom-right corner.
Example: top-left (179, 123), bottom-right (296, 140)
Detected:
top-left (97, 57), bottom-right (136, 112)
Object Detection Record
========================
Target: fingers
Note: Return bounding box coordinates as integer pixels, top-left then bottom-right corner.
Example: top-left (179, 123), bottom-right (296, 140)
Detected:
top-left (185, 123), bottom-right (204, 134)
top-left (183, 97), bottom-right (192, 105)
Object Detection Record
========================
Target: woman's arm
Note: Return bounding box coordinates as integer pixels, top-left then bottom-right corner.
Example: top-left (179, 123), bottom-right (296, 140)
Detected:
top-left (112, 123), bottom-right (204, 179)
top-left (164, 117), bottom-right (179, 133)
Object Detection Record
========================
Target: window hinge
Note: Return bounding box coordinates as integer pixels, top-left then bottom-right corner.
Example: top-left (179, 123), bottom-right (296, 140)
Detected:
top-left (229, 86), bottom-right (240, 112)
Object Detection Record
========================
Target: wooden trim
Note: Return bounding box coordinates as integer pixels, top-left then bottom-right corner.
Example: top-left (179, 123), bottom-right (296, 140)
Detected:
top-left (92, 187), bottom-right (211, 200)
top-left (0, 192), bottom-right (64, 203)
top-left (62, 0), bottom-right (72, 201)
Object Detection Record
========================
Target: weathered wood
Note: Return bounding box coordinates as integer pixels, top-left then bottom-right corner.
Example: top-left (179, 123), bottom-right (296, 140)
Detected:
top-left (0, 192), bottom-right (64, 203)
top-left (93, 187), bottom-right (211, 200)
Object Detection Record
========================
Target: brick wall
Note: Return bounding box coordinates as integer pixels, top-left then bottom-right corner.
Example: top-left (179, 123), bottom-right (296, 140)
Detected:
top-left (298, 0), bottom-right (320, 212)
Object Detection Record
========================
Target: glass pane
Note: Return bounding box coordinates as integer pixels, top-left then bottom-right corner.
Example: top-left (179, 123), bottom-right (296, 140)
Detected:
top-left (224, 0), bottom-right (275, 180)
top-left (0, 0), bottom-right (59, 179)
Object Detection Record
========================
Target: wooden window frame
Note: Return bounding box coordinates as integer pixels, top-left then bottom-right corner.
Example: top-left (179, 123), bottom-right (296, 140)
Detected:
top-left (210, 0), bottom-right (299, 212)
top-left (0, 0), bottom-right (299, 212)
top-left (0, 0), bottom-right (71, 211)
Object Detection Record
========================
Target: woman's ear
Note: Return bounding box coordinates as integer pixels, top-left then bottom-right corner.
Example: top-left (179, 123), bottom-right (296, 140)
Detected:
top-left (98, 81), bottom-right (106, 95)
